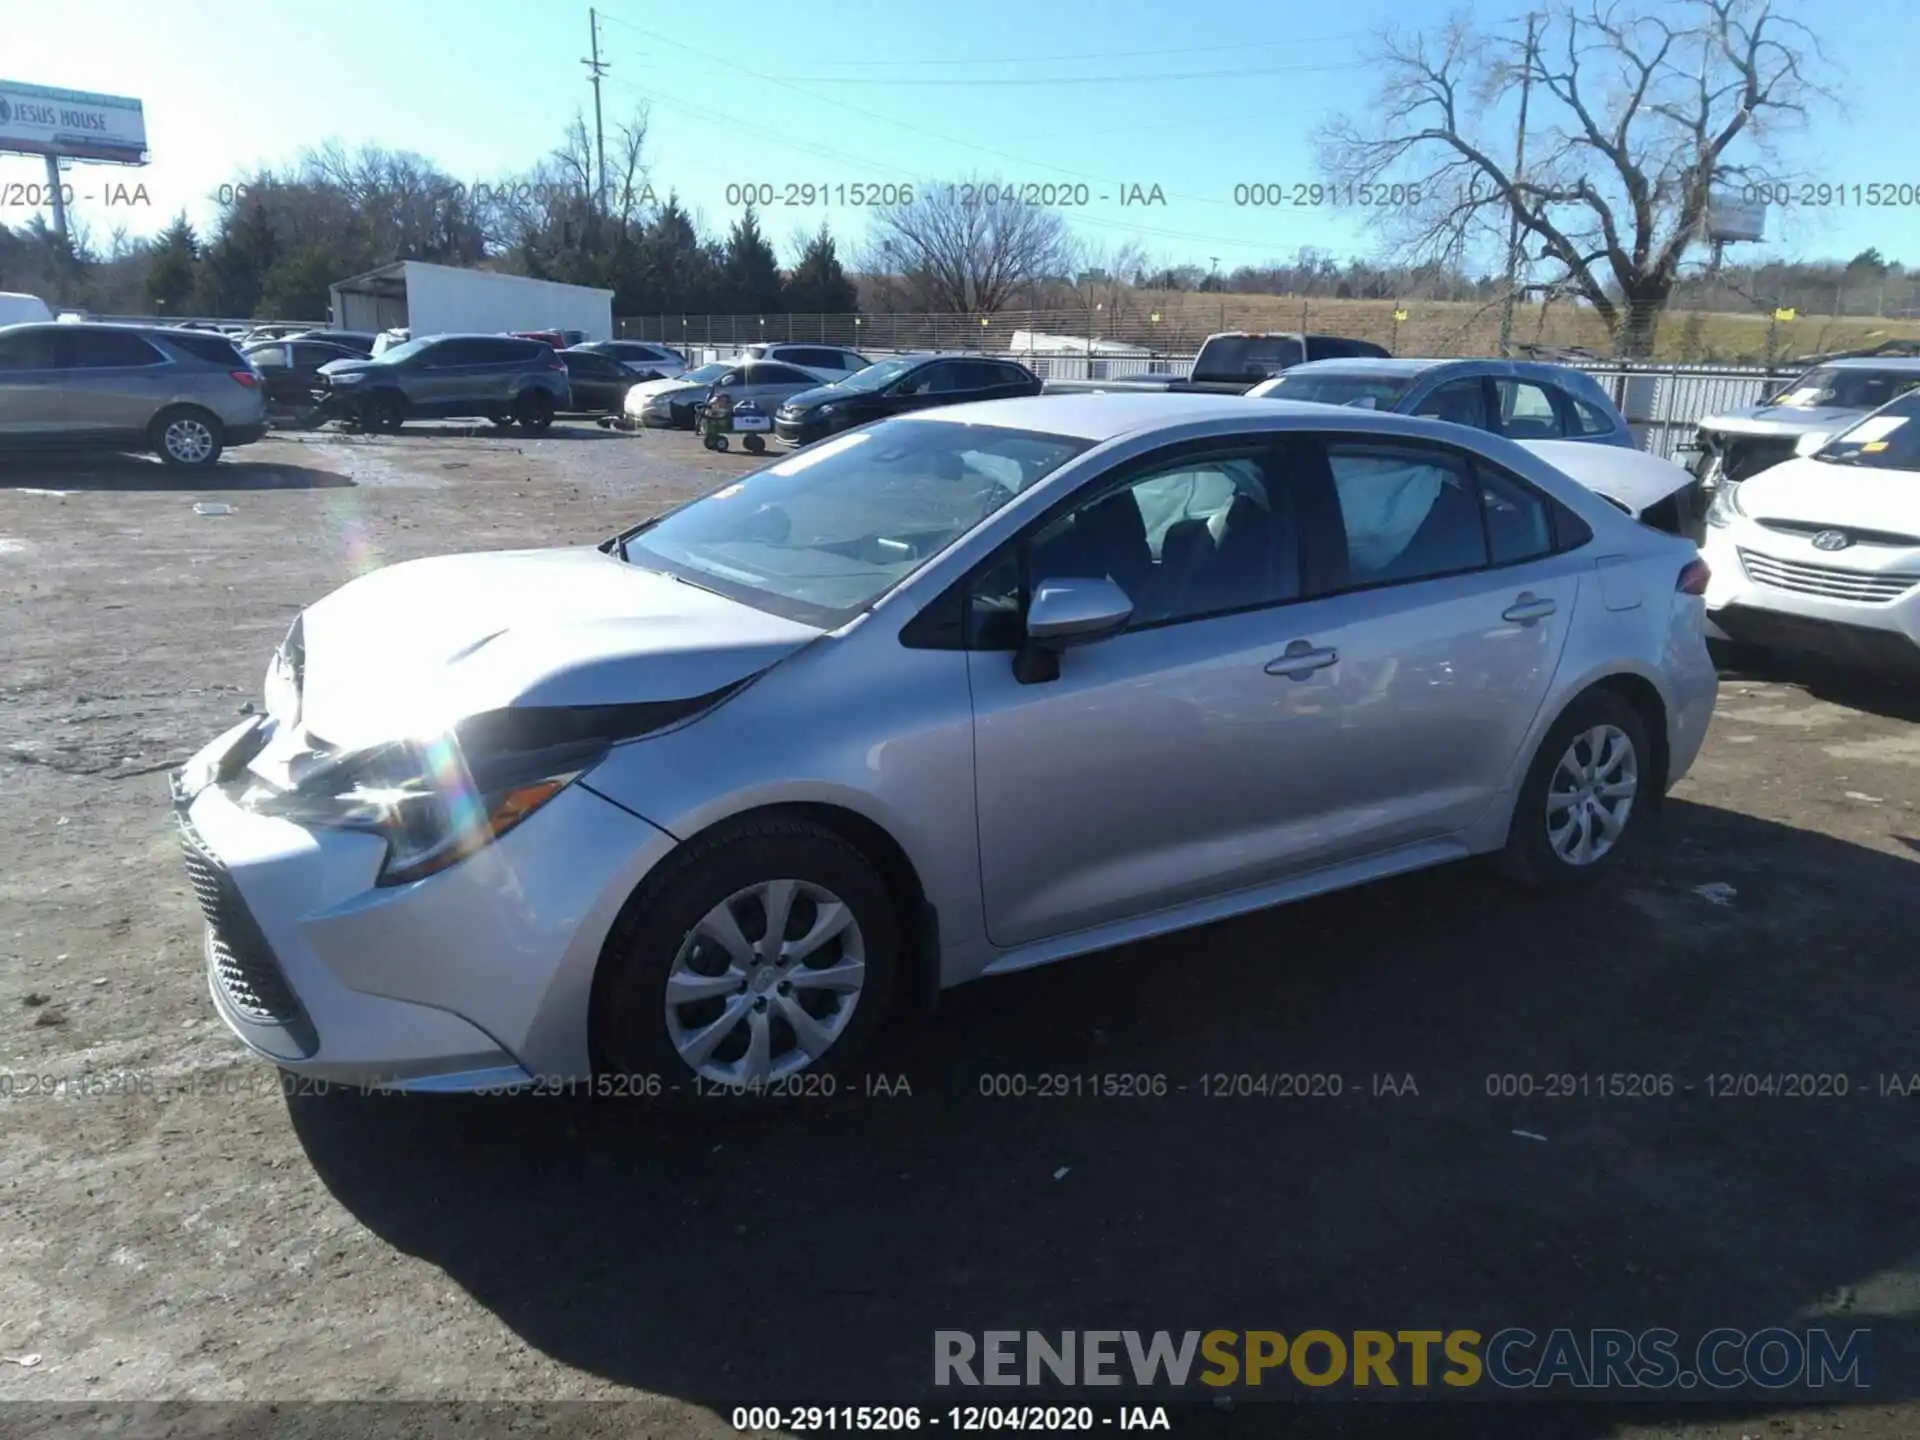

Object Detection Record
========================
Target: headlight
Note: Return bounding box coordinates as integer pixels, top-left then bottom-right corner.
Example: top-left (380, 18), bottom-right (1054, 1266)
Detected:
top-left (329, 370), bottom-right (366, 385)
top-left (1704, 481), bottom-right (1744, 529)
top-left (237, 733), bottom-right (605, 886)
top-left (264, 618), bottom-right (304, 726)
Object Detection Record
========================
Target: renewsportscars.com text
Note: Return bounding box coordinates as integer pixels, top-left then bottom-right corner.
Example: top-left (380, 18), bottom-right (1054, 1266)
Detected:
top-left (934, 1328), bottom-right (1872, 1392)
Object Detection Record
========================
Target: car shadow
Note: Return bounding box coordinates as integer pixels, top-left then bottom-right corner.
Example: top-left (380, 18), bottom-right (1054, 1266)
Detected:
top-left (290, 799), bottom-right (1918, 1425)
top-left (0, 453), bottom-right (354, 490)
top-left (1714, 649), bottom-right (1920, 724)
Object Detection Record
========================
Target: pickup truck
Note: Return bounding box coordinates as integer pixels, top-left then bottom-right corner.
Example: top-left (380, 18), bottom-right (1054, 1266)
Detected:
top-left (1041, 330), bottom-right (1391, 396)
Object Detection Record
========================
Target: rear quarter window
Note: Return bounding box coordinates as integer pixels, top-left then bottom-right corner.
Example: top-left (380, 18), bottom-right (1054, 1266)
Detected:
top-left (164, 331), bottom-right (248, 366)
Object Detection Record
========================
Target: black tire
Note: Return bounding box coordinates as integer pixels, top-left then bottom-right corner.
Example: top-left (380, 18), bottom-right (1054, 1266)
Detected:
top-left (515, 391), bottom-right (556, 431)
top-left (711, 434), bottom-right (729, 452)
top-left (591, 817), bottom-right (900, 1104)
top-left (1496, 687), bottom-right (1652, 890)
top-left (150, 407), bottom-right (226, 468)
top-left (359, 391), bottom-right (405, 434)
top-left (743, 433), bottom-right (766, 455)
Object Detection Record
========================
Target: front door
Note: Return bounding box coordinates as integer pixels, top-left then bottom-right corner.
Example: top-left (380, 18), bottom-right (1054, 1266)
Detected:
top-left (967, 437), bottom-right (1339, 947)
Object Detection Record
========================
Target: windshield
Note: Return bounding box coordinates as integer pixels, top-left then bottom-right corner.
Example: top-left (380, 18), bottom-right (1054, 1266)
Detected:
top-left (1813, 391), bottom-right (1920, 470)
top-left (376, 337), bottom-right (433, 365)
top-left (1256, 371), bottom-right (1418, 409)
top-left (821, 356), bottom-right (921, 394)
top-left (1765, 366), bottom-right (1920, 411)
top-left (1194, 336), bottom-right (1304, 381)
top-left (623, 418), bottom-right (1091, 625)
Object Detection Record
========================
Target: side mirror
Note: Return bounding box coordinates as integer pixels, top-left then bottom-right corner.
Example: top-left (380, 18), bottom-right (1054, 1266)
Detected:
top-left (1013, 577), bottom-right (1133, 685)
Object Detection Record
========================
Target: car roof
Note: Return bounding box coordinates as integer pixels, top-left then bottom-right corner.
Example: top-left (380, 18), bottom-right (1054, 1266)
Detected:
top-left (1818, 357), bottom-right (1920, 371)
top-left (911, 392), bottom-right (1324, 440)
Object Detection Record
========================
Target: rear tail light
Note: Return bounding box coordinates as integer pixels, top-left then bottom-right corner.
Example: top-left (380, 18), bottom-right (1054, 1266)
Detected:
top-left (230, 369), bottom-right (260, 388)
top-left (1677, 558), bottom-right (1711, 596)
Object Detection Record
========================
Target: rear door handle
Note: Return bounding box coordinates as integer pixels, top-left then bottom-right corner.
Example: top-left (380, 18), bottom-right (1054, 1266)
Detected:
top-left (1265, 641), bottom-right (1339, 679)
top-left (1502, 593), bottom-right (1558, 625)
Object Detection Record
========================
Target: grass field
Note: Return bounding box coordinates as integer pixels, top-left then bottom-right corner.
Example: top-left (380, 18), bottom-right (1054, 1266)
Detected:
top-left (632, 293), bottom-right (1920, 364)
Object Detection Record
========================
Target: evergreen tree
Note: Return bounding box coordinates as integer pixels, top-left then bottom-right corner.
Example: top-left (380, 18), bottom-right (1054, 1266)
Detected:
top-left (720, 207), bottom-right (782, 313)
top-left (145, 213), bottom-right (200, 314)
top-left (782, 226), bottom-right (858, 313)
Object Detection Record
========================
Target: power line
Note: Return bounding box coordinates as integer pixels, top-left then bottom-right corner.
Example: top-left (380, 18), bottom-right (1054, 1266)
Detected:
top-left (662, 59), bottom-right (1370, 87)
top-left (780, 34), bottom-right (1367, 67)
top-left (597, 12), bottom-right (1247, 208)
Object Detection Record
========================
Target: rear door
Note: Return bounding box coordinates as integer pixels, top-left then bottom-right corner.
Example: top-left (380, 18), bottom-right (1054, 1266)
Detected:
top-left (51, 327), bottom-right (172, 441)
top-left (1265, 433), bottom-right (1587, 848)
top-left (738, 362), bottom-right (820, 411)
top-left (0, 326), bottom-right (68, 444)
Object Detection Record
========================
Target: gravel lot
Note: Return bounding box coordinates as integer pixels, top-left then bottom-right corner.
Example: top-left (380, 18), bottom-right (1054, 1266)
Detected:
top-left (1, 423), bottom-right (1917, 1440)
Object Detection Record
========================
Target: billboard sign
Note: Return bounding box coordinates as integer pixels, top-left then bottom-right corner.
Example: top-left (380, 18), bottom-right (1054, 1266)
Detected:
top-left (0, 81), bottom-right (147, 164)
top-left (1707, 190), bottom-right (1766, 244)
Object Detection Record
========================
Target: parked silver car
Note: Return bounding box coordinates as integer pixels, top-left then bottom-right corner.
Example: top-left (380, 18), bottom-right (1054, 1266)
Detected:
top-left (173, 394), bottom-right (1716, 1094)
top-left (0, 322), bottom-right (270, 467)
top-left (622, 359), bottom-right (827, 430)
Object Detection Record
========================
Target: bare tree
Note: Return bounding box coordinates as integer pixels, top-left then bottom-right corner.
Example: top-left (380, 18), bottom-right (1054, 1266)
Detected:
top-left (1319, 0), bottom-right (1836, 355)
top-left (864, 178), bottom-right (1074, 314)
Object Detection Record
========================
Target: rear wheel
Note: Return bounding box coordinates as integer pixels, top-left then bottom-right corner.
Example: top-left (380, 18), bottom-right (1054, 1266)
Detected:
top-left (1497, 689), bottom-right (1651, 889)
top-left (743, 433), bottom-right (766, 454)
top-left (515, 391), bottom-right (555, 431)
top-left (592, 818), bottom-right (899, 1102)
top-left (150, 407), bottom-right (225, 468)
top-left (358, 391), bottom-right (405, 434)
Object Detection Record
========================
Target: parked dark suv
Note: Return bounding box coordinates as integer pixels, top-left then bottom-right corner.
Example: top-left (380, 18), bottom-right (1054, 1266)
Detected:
top-left (0, 322), bottom-right (269, 467)
top-left (314, 334), bottom-right (572, 432)
top-left (774, 354), bottom-right (1041, 445)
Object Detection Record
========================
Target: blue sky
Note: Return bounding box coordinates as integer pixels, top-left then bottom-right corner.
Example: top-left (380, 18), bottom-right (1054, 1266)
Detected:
top-left (4, 0), bottom-right (1918, 272)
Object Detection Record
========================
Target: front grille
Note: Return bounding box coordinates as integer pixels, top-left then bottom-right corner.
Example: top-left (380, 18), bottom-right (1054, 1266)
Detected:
top-left (178, 816), bottom-right (305, 1026)
top-left (1737, 548), bottom-right (1920, 604)
top-left (1756, 518), bottom-right (1920, 548)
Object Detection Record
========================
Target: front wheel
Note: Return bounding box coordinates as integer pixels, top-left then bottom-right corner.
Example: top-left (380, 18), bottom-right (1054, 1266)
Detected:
top-left (359, 391), bottom-right (405, 434)
top-left (743, 433), bottom-right (766, 454)
top-left (1496, 689), bottom-right (1651, 889)
top-left (151, 408), bottom-right (225, 468)
top-left (515, 391), bottom-right (555, 431)
top-left (591, 818), bottom-right (899, 1101)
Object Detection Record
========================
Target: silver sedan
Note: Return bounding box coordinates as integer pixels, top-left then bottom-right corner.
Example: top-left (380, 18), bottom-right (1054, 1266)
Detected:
top-left (173, 394), bottom-right (1717, 1095)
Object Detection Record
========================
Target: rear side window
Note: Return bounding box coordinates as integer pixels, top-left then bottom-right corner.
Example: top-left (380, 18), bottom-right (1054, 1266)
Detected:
top-left (997, 362), bottom-right (1036, 387)
top-left (483, 338), bottom-right (544, 364)
top-left (1478, 466), bottom-right (1556, 564)
top-left (754, 363), bottom-right (819, 385)
top-left (63, 329), bottom-right (165, 368)
top-left (1496, 380), bottom-right (1566, 439)
top-left (1411, 379), bottom-right (1490, 429)
top-left (165, 331), bottom-right (247, 366)
top-left (247, 345), bottom-right (289, 368)
top-left (1571, 397), bottom-right (1617, 435)
top-left (1323, 442), bottom-right (1489, 586)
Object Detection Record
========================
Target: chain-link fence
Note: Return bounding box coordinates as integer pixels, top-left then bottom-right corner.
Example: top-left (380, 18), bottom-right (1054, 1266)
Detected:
top-left (620, 295), bottom-right (1920, 366)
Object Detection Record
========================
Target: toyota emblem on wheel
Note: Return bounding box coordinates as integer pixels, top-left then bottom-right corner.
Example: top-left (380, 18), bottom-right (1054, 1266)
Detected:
top-left (1811, 530), bottom-right (1853, 551)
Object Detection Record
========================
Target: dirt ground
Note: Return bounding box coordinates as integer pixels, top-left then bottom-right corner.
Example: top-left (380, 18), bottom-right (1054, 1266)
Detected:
top-left (1, 421), bottom-right (1917, 1440)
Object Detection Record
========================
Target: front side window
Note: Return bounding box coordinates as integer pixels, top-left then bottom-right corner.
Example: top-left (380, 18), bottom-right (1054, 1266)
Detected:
top-left (1410, 378), bottom-right (1490, 430)
top-left (622, 418), bottom-right (1091, 626)
top-left (1324, 442), bottom-right (1488, 586)
top-left (0, 328), bottom-right (61, 370)
top-left (986, 445), bottom-right (1303, 634)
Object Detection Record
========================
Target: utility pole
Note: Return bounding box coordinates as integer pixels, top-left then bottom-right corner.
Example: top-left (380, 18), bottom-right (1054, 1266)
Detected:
top-left (1497, 12), bottom-right (1538, 357)
top-left (583, 8), bottom-right (609, 212)
top-left (45, 155), bottom-right (69, 246)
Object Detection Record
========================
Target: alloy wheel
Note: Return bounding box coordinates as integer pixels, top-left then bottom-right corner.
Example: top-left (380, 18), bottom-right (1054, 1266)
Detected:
top-left (1546, 724), bottom-right (1638, 866)
top-left (663, 879), bottom-right (866, 1085)
top-left (164, 416), bottom-right (215, 465)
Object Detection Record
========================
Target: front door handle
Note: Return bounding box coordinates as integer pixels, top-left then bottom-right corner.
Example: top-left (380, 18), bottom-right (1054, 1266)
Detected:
top-left (1502, 593), bottom-right (1558, 625)
top-left (1265, 641), bottom-right (1339, 679)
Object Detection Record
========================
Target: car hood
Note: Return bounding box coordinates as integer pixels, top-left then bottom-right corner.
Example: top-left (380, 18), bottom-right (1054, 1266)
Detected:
top-left (1732, 456), bottom-right (1920, 531)
top-left (285, 547), bottom-right (820, 752)
top-left (1517, 440), bottom-right (1690, 516)
top-left (1696, 403), bottom-right (1866, 439)
top-left (782, 384), bottom-right (856, 410)
top-left (318, 357), bottom-right (384, 378)
top-left (626, 376), bottom-right (709, 407)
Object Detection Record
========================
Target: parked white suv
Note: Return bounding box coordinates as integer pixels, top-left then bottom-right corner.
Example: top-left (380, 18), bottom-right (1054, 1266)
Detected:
top-left (1702, 389), bottom-right (1920, 673)
top-left (735, 342), bottom-right (869, 380)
